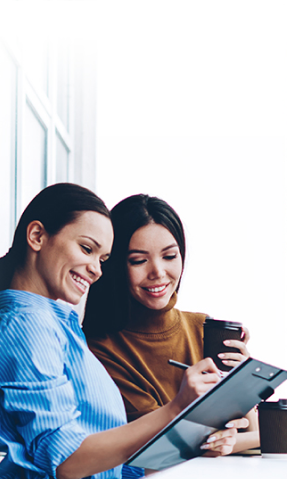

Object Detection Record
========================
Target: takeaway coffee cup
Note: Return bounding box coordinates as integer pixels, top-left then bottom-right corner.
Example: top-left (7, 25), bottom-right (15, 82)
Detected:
top-left (203, 318), bottom-right (243, 372)
top-left (258, 399), bottom-right (287, 458)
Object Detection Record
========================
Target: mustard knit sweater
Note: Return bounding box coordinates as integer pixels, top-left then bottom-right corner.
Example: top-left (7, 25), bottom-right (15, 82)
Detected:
top-left (88, 293), bottom-right (206, 421)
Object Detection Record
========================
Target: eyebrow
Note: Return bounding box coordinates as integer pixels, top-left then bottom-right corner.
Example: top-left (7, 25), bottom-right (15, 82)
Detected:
top-left (128, 243), bottom-right (179, 255)
top-left (80, 235), bottom-right (101, 249)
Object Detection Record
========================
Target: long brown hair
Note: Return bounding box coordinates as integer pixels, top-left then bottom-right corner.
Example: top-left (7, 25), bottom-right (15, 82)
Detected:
top-left (83, 193), bottom-right (186, 338)
top-left (0, 183), bottom-right (110, 291)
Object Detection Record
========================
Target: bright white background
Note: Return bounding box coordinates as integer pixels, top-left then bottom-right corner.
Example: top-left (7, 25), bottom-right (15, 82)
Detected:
top-left (94, 0), bottom-right (287, 398)
top-left (2, 1), bottom-right (287, 397)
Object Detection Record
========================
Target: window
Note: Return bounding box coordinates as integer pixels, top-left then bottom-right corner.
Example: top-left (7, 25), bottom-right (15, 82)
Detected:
top-left (21, 101), bottom-right (47, 208)
top-left (0, 12), bottom-right (97, 258)
top-left (56, 131), bottom-right (70, 182)
top-left (0, 43), bottom-right (17, 251)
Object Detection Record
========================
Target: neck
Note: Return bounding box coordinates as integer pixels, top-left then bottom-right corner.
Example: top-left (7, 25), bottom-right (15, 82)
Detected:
top-left (10, 263), bottom-right (47, 299)
top-left (10, 267), bottom-right (33, 292)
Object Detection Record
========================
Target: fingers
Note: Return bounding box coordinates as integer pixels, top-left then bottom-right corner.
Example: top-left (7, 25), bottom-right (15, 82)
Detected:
top-left (200, 418), bottom-right (249, 455)
top-left (194, 357), bottom-right (221, 376)
top-left (175, 358), bottom-right (222, 410)
top-left (241, 326), bottom-right (250, 344)
top-left (183, 358), bottom-right (221, 398)
top-left (225, 417), bottom-right (249, 429)
top-left (218, 350), bottom-right (248, 368)
top-left (223, 339), bottom-right (249, 355)
top-left (219, 338), bottom-right (250, 367)
top-left (187, 358), bottom-right (221, 385)
top-left (200, 428), bottom-right (237, 455)
top-left (220, 359), bottom-right (244, 368)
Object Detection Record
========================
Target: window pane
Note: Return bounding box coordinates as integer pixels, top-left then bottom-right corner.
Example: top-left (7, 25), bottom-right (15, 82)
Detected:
top-left (57, 42), bottom-right (70, 130)
top-left (21, 102), bottom-right (47, 211)
top-left (23, 35), bottom-right (49, 97)
top-left (0, 45), bottom-right (17, 256)
top-left (56, 132), bottom-right (69, 182)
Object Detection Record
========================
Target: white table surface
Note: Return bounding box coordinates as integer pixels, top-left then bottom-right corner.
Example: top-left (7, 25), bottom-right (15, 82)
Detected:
top-left (149, 455), bottom-right (287, 479)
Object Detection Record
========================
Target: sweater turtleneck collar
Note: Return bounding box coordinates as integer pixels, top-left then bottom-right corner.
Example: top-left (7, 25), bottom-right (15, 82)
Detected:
top-left (125, 292), bottom-right (179, 334)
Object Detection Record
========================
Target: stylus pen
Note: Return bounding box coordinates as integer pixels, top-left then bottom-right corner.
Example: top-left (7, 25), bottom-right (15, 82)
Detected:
top-left (168, 359), bottom-right (208, 373)
top-left (168, 359), bottom-right (190, 370)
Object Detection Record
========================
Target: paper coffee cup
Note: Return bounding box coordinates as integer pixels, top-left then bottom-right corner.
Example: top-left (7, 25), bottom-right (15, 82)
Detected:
top-left (258, 399), bottom-right (287, 458)
top-left (203, 318), bottom-right (243, 372)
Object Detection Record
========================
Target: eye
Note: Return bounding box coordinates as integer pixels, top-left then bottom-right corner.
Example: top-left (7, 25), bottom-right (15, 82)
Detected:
top-left (128, 258), bottom-right (147, 266)
top-left (81, 245), bottom-right (92, 254)
top-left (100, 256), bottom-right (110, 264)
top-left (163, 254), bottom-right (177, 261)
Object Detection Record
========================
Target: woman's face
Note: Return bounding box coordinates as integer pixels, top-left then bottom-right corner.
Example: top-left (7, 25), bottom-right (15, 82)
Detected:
top-left (127, 223), bottom-right (183, 310)
top-left (32, 211), bottom-right (113, 304)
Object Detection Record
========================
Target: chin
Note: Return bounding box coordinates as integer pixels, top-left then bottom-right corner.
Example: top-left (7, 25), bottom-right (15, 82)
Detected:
top-left (146, 299), bottom-right (170, 310)
top-left (69, 298), bottom-right (81, 306)
top-left (59, 292), bottom-right (82, 306)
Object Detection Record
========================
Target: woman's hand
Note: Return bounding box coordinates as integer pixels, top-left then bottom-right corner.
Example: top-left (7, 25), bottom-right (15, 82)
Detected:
top-left (218, 326), bottom-right (250, 369)
top-left (173, 357), bottom-right (221, 414)
top-left (200, 417), bottom-right (249, 456)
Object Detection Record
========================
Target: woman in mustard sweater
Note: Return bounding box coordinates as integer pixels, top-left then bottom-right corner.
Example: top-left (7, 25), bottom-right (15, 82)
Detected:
top-left (83, 193), bottom-right (259, 454)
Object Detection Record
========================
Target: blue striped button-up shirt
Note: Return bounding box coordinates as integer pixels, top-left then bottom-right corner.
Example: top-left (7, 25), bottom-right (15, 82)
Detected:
top-left (0, 290), bottom-right (142, 479)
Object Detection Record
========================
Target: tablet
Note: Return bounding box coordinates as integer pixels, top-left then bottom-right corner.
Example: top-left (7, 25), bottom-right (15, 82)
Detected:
top-left (126, 358), bottom-right (287, 470)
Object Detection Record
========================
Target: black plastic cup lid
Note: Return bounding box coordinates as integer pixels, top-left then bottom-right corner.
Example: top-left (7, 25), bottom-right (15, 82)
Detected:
top-left (258, 399), bottom-right (287, 410)
top-left (203, 318), bottom-right (243, 329)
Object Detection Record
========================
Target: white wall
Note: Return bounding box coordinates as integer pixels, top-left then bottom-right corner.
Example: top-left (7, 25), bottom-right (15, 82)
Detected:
top-left (94, 1), bottom-right (287, 398)
top-left (0, 1), bottom-right (98, 246)
top-left (2, 0), bottom-right (286, 398)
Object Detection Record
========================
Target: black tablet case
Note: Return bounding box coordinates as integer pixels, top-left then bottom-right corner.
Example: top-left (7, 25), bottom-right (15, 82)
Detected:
top-left (127, 358), bottom-right (287, 470)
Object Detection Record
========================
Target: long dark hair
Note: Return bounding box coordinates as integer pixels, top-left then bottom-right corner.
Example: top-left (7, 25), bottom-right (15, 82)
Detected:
top-left (83, 194), bottom-right (186, 338)
top-left (0, 183), bottom-right (110, 291)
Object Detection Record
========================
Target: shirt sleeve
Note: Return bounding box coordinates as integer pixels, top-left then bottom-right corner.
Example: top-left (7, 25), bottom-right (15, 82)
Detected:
top-left (122, 464), bottom-right (144, 478)
top-left (0, 309), bottom-right (88, 477)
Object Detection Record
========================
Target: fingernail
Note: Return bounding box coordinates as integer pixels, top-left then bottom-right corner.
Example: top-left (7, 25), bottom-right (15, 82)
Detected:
top-left (200, 444), bottom-right (210, 450)
top-left (218, 353), bottom-right (225, 358)
top-left (207, 436), bottom-right (216, 443)
top-left (224, 340), bottom-right (231, 345)
top-left (225, 422), bottom-right (234, 428)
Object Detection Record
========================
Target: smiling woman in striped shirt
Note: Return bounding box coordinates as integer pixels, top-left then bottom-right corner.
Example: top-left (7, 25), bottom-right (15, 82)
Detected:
top-left (0, 183), bottom-right (247, 479)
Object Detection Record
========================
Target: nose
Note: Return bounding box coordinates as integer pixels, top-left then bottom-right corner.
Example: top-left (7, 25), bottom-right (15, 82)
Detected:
top-left (147, 260), bottom-right (165, 280)
top-left (87, 259), bottom-right (102, 282)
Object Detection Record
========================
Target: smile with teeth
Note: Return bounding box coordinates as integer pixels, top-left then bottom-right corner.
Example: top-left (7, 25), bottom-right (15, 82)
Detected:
top-left (144, 285), bottom-right (167, 293)
top-left (71, 273), bottom-right (90, 291)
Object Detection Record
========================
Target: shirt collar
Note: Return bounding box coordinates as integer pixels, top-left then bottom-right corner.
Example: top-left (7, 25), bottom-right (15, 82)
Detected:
top-left (0, 289), bottom-right (79, 323)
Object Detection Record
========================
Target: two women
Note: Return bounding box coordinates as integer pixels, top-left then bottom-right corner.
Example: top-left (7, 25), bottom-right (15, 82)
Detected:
top-left (0, 184), bottom-right (245, 479)
top-left (83, 193), bottom-right (259, 451)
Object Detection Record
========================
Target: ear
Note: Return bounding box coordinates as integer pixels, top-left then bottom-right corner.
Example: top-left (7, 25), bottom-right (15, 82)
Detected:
top-left (26, 221), bottom-right (47, 252)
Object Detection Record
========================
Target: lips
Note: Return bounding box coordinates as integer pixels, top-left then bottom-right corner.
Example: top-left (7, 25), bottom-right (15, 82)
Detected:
top-left (143, 284), bottom-right (169, 294)
top-left (70, 272), bottom-right (90, 293)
